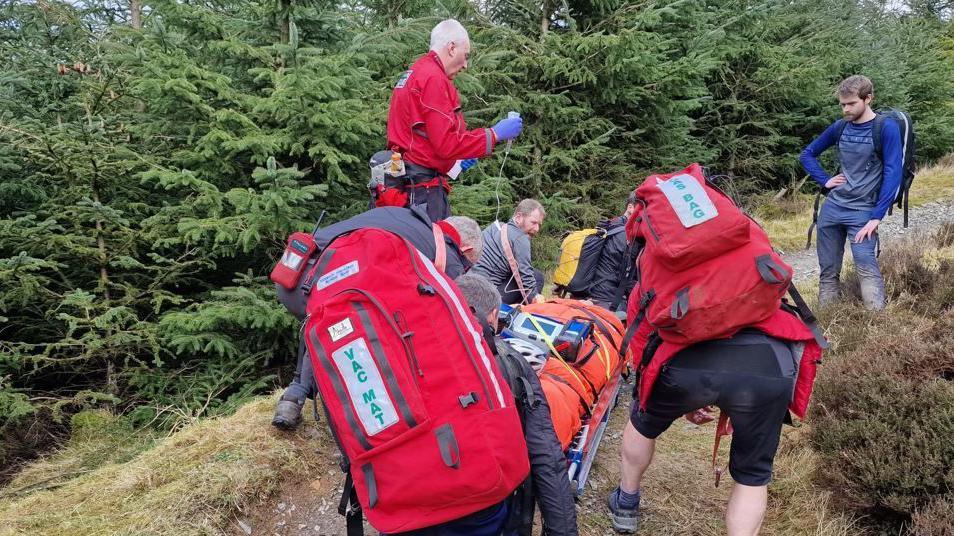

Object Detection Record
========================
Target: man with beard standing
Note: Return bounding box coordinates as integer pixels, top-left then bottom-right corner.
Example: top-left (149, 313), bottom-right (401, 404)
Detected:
top-left (799, 75), bottom-right (902, 310)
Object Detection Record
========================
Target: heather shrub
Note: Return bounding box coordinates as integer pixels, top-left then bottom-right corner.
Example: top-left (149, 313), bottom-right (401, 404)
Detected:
top-left (811, 230), bottom-right (954, 533)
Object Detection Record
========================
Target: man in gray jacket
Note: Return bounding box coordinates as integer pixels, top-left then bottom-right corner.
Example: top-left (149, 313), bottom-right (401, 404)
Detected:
top-left (473, 199), bottom-right (546, 304)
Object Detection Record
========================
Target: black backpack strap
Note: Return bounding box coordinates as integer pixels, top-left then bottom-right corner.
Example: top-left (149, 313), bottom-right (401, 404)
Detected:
top-left (872, 113), bottom-right (886, 161)
top-left (834, 118), bottom-right (849, 144)
top-left (610, 239), bottom-right (641, 311)
top-left (312, 394), bottom-right (362, 536)
top-left (489, 336), bottom-right (537, 536)
top-left (805, 192), bottom-right (824, 249)
top-left (903, 188), bottom-right (909, 227)
top-left (337, 473), bottom-right (363, 536)
top-left (787, 283), bottom-right (829, 349)
top-left (504, 474), bottom-right (535, 536)
top-left (619, 290), bottom-right (654, 358)
top-left (631, 331), bottom-right (663, 404)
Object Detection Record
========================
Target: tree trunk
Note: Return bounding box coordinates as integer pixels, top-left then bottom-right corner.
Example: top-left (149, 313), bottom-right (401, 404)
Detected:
top-left (130, 0), bottom-right (142, 29)
top-left (540, 0), bottom-right (550, 39)
top-left (280, 0), bottom-right (291, 44)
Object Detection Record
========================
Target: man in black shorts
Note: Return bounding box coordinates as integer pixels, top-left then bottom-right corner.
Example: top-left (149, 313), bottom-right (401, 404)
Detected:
top-left (609, 330), bottom-right (799, 535)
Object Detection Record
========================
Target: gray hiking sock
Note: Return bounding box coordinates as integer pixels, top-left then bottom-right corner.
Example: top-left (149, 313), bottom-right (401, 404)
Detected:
top-left (617, 488), bottom-right (641, 510)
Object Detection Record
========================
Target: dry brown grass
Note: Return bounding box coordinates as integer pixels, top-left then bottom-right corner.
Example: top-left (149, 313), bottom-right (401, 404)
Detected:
top-left (574, 389), bottom-right (859, 536)
top-left (752, 193), bottom-right (817, 253)
top-left (909, 157), bottom-right (954, 206)
top-left (0, 394), bottom-right (331, 536)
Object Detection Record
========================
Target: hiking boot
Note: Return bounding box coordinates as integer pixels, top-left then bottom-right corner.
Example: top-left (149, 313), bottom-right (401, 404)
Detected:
top-left (607, 487), bottom-right (640, 533)
top-left (271, 399), bottom-right (303, 431)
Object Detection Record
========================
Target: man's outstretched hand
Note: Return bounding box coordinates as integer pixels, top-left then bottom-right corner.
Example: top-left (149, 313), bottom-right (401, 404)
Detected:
top-left (854, 219), bottom-right (880, 243)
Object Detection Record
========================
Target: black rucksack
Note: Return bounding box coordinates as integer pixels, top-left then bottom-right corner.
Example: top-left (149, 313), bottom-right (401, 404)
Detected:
top-left (806, 109), bottom-right (916, 248)
top-left (843, 109), bottom-right (917, 224)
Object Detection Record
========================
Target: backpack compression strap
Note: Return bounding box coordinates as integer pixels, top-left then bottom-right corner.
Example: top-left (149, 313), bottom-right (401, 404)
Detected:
top-left (499, 222), bottom-right (531, 305)
top-left (619, 290), bottom-right (654, 359)
top-left (787, 284), bottom-right (830, 349)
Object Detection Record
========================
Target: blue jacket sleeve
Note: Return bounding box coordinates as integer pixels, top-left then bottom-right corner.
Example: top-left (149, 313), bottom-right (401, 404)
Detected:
top-left (871, 120), bottom-right (903, 220)
top-left (799, 121), bottom-right (842, 188)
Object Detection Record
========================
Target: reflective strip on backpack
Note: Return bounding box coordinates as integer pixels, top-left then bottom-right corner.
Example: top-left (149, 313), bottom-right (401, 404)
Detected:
top-left (416, 251), bottom-right (507, 408)
top-left (899, 112), bottom-right (910, 163)
top-left (309, 328), bottom-right (374, 449)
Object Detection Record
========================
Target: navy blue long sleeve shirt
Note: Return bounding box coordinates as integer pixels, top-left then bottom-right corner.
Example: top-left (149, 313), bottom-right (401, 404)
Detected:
top-left (799, 116), bottom-right (902, 221)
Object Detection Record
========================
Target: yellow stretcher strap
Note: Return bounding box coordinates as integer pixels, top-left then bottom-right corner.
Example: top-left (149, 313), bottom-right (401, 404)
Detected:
top-left (593, 332), bottom-right (612, 381)
top-left (525, 313), bottom-right (586, 389)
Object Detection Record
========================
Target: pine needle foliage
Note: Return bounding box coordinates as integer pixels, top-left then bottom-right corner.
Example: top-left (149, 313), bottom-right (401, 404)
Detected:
top-left (1, 0), bottom-right (953, 475)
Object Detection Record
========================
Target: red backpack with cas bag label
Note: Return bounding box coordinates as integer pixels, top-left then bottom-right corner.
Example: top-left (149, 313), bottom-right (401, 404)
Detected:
top-left (627, 163), bottom-right (793, 345)
top-left (302, 228), bottom-right (529, 535)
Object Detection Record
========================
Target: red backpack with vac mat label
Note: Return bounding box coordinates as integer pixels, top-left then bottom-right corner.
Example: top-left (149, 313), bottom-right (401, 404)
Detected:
top-left (303, 228), bottom-right (529, 534)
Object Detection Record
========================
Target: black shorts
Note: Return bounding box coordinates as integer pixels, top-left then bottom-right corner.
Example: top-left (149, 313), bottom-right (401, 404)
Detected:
top-left (630, 331), bottom-right (798, 486)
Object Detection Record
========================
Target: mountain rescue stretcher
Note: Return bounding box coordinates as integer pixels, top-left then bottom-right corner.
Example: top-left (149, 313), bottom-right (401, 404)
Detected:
top-left (565, 357), bottom-right (625, 496)
top-left (500, 298), bottom-right (632, 498)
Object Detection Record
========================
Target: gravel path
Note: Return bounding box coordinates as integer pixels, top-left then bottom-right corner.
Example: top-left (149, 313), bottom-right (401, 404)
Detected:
top-left (781, 199), bottom-right (954, 282)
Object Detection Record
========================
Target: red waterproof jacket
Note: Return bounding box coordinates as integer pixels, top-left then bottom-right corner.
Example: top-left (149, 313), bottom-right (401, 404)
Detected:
top-left (387, 52), bottom-right (497, 174)
top-left (627, 298), bottom-right (822, 420)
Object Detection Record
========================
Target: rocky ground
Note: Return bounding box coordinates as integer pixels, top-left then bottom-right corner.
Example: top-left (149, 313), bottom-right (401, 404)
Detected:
top-left (781, 200), bottom-right (954, 282)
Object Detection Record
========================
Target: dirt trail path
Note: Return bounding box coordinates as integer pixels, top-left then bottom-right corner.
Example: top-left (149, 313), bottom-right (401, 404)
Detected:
top-left (781, 200), bottom-right (954, 282)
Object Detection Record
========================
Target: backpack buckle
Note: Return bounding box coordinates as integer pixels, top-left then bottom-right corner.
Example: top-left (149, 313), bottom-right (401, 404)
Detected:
top-left (458, 392), bottom-right (479, 408)
top-left (417, 283), bottom-right (436, 296)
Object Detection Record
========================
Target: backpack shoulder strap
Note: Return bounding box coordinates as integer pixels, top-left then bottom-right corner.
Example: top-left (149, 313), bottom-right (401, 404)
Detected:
top-left (605, 225), bottom-right (627, 238)
top-left (499, 222), bottom-right (531, 304)
top-left (494, 340), bottom-right (540, 417)
top-left (431, 224), bottom-right (446, 272)
top-left (834, 118), bottom-right (849, 142)
top-left (872, 113), bottom-right (887, 161)
top-left (610, 240), bottom-right (641, 311)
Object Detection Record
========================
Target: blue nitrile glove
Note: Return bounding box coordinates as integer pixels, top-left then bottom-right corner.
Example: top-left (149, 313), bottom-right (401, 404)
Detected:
top-left (460, 158), bottom-right (478, 172)
top-left (492, 116), bottom-right (523, 142)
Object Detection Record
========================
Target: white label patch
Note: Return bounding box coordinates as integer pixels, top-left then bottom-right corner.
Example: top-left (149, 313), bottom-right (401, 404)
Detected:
top-left (279, 249), bottom-right (306, 270)
top-left (395, 70), bottom-right (412, 89)
top-left (328, 318), bottom-right (354, 342)
top-left (656, 174), bottom-right (719, 228)
top-left (332, 338), bottom-right (399, 436)
top-left (317, 261), bottom-right (359, 290)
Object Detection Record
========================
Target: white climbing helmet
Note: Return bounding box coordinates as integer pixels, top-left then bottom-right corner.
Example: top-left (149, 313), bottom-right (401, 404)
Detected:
top-left (504, 338), bottom-right (548, 372)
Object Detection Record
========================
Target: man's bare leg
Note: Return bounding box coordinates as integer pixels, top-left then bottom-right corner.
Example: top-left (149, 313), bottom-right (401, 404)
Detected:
top-left (726, 483), bottom-right (767, 536)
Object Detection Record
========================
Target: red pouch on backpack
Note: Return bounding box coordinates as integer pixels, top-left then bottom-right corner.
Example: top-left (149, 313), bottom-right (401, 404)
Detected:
top-left (303, 229), bottom-right (529, 534)
top-left (634, 163), bottom-right (750, 271)
top-left (633, 164), bottom-right (793, 345)
top-left (270, 232), bottom-right (317, 290)
top-left (374, 184), bottom-right (409, 208)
